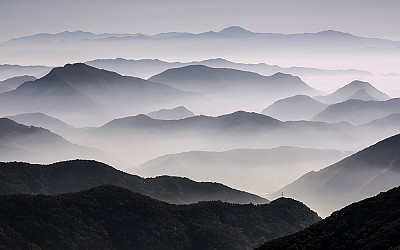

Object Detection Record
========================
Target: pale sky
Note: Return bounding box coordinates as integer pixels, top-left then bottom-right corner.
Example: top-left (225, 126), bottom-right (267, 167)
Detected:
top-left (0, 0), bottom-right (399, 42)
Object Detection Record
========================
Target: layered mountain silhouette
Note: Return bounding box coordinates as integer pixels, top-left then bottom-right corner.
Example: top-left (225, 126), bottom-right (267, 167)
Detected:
top-left (312, 98), bottom-right (400, 125)
top-left (0, 159), bottom-right (267, 205)
top-left (0, 63), bottom-right (214, 125)
top-left (0, 118), bottom-right (98, 163)
top-left (262, 95), bottom-right (328, 121)
top-left (138, 147), bottom-right (347, 195)
top-left (149, 65), bottom-right (317, 95)
top-left (0, 185), bottom-right (320, 249)
top-left (7, 28), bottom-right (399, 48)
top-left (6, 112), bottom-right (71, 135)
top-left (147, 106), bottom-right (195, 120)
top-left (315, 80), bottom-right (390, 104)
top-left (259, 186), bottom-right (400, 250)
top-left (4, 28), bottom-right (398, 76)
top-left (86, 57), bottom-right (371, 80)
top-left (89, 111), bottom-right (362, 169)
top-left (0, 75), bottom-right (36, 93)
top-left (149, 65), bottom-right (320, 111)
top-left (0, 64), bottom-right (50, 81)
top-left (360, 113), bottom-right (400, 140)
top-left (274, 133), bottom-right (400, 217)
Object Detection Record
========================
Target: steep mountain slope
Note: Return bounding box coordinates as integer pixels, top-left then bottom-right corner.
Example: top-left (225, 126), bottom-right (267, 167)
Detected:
top-left (0, 63), bottom-right (213, 126)
top-left (0, 185), bottom-right (320, 249)
top-left (6, 112), bottom-right (71, 135)
top-left (274, 133), bottom-right (400, 217)
top-left (312, 98), bottom-right (400, 125)
top-left (147, 106), bottom-right (195, 120)
top-left (0, 118), bottom-right (99, 163)
top-left (0, 75), bottom-right (36, 93)
top-left (138, 147), bottom-right (348, 195)
top-left (0, 159), bottom-right (267, 205)
top-left (259, 186), bottom-right (400, 250)
top-left (262, 95), bottom-right (328, 121)
top-left (315, 80), bottom-right (390, 104)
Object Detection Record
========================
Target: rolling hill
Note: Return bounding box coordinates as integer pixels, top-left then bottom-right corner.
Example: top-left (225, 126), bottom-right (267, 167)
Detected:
top-left (0, 185), bottom-right (320, 249)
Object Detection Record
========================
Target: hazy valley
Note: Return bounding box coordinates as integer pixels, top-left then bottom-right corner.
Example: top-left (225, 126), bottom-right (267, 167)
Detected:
top-left (1, 2), bottom-right (399, 248)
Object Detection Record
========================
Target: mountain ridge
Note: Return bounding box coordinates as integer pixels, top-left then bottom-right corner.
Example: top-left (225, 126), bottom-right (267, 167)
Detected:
top-left (0, 185), bottom-right (320, 249)
top-left (0, 159), bottom-right (267, 205)
top-left (273, 133), bottom-right (400, 217)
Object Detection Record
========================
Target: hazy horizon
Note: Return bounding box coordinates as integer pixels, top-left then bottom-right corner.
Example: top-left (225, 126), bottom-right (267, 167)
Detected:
top-left (1, 0), bottom-right (400, 43)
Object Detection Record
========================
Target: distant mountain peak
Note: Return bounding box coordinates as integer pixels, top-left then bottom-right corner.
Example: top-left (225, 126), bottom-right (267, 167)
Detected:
top-left (218, 26), bottom-right (252, 35)
top-left (316, 30), bottom-right (352, 37)
top-left (348, 80), bottom-right (373, 87)
top-left (271, 72), bottom-right (297, 79)
top-left (42, 63), bottom-right (120, 82)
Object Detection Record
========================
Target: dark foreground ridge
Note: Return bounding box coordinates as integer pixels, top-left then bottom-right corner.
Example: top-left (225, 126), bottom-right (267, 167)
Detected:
top-left (258, 186), bottom-right (400, 250)
top-left (0, 185), bottom-right (320, 249)
top-left (0, 159), bottom-right (267, 205)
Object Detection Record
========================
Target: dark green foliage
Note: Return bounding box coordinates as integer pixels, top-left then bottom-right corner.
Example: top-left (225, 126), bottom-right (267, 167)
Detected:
top-left (258, 186), bottom-right (400, 250)
top-left (0, 185), bottom-right (320, 249)
top-left (0, 159), bottom-right (267, 204)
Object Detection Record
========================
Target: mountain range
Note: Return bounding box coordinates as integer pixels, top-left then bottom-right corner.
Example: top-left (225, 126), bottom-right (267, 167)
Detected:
top-left (259, 186), bottom-right (400, 250)
top-left (149, 65), bottom-right (319, 110)
top-left (0, 75), bottom-right (36, 93)
top-left (86, 57), bottom-right (371, 80)
top-left (0, 159), bottom-right (267, 205)
top-left (149, 65), bottom-right (317, 95)
top-left (138, 147), bottom-right (348, 196)
top-left (312, 98), bottom-right (400, 125)
top-left (0, 63), bottom-right (215, 126)
top-left (0, 185), bottom-right (319, 249)
top-left (73, 110), bottom-right (367, 173)
top-left (274, 133), bottom-right (400, 217)
top-left (0, 118), bottom-right (100, 163)
top-left (6, 27), bottom-right (399, 48)
top-left (3, 26), bottom-right (397, 76)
